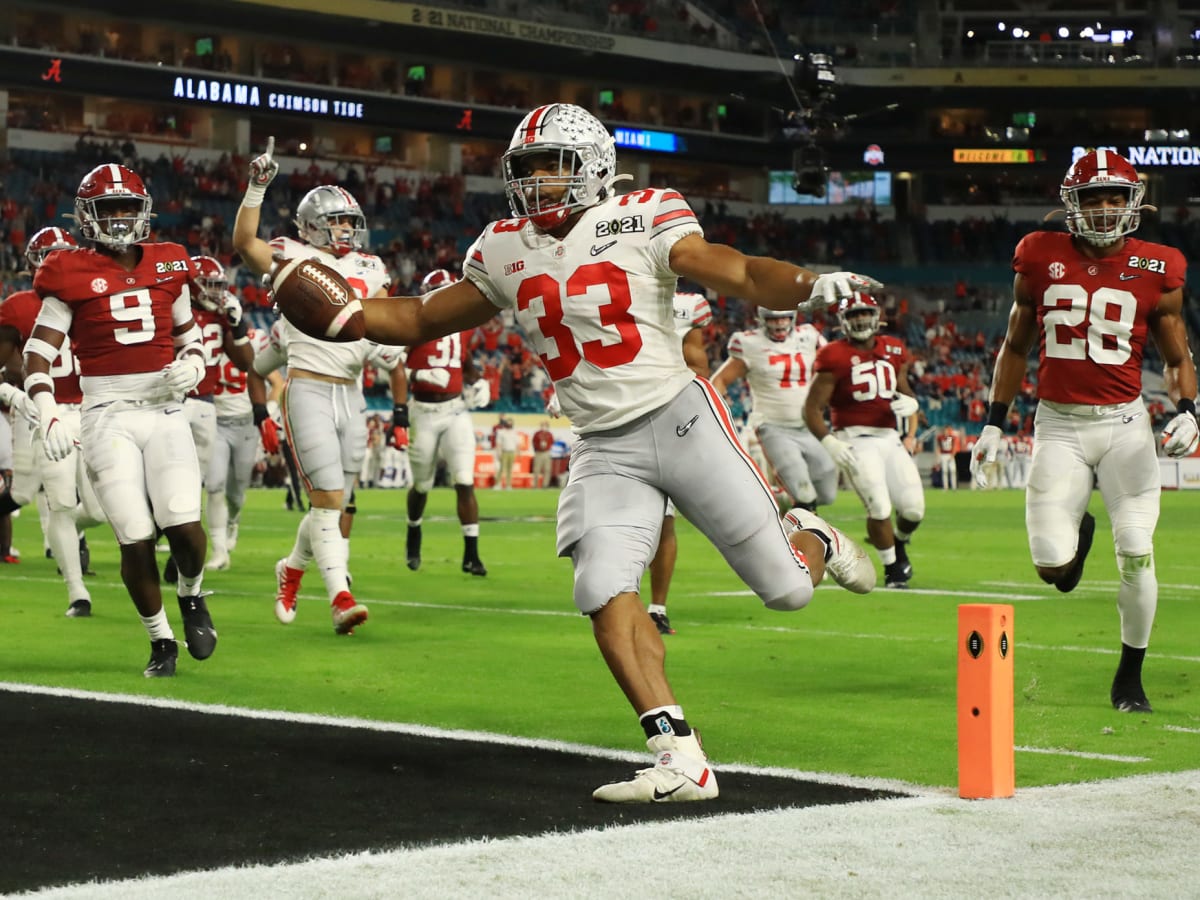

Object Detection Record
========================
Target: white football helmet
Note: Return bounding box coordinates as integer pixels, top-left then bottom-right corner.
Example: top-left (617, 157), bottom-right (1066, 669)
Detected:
top-left (295, 185), bottom-right (367, 256)
top-left (1060, 149), bottom-right (1148, 247)
top-left (836, 292), bottom-right (882, 342)
top-left (757, 307), bottom-right (796, 342)
top-left (502, 103), bottom-right (618, 230)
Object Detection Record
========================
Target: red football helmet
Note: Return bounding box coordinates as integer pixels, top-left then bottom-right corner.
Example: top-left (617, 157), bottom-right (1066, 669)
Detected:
top-left (74, 163), bottom-right (153, 250)
top-left (191, 255), bottom-right (227, 311)
top-left (836, 292), bottom-right (882, 342)
top-left (1060, 149), bottom-right (1147, 247)
top-left (25, 226), bottom-right (78, 270)
top-left (420, 268), bottom-right (460, 295)
top-left (757, 307), bottom-right (796, 342)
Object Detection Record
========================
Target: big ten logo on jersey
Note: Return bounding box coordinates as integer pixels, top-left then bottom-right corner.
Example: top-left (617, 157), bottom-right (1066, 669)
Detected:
top-left (1127, 254), bottom-right (1166, 274)
top-left (504, 260), bottom-right (525, 276)
top-left (156, 259), bottom-right (190, 274)
top-left (595, 216), bottom-right (644, 238)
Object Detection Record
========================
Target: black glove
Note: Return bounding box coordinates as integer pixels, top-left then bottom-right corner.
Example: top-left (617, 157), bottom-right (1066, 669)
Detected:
top-left (392, 403), bottom-right (409, 429)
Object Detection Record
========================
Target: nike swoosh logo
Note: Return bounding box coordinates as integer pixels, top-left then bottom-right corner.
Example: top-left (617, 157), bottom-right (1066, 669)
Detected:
top-left (156, 276), bottom-right (174, 283)
top-left (1118, 273), bottom-right (1140, 281)
top-left (676, 414), bottom-right (700, 437)
top-left (164, 408), bottom-right (181, 415)
top-left (653, 783), bottom-right (687, 800)
top-left (590, 240), bottom-right (617, 257)
top-left (1122, 413), bottom-right (1142, 423)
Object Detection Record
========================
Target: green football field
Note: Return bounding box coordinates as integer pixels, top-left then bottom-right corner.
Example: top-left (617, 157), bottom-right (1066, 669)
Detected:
top-left (2, 486), bottom-right (1196, 789)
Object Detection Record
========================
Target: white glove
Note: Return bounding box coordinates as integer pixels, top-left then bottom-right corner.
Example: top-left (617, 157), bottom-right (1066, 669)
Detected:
top-left (801, 271), bottom-right (885, 312)
top-left (414, 368), bottom-right (452, 389)
top-left (1162, 409), bottom-right (1199, 458)
top-left (33, 392), bottom-right (75, 461)
top-left (890, 394), bottom-right (919, 418)
top-left (0, 382), bottom-right (40, 428)
top-left (162, 356), bottom-right (205, 398)
top-left (466, 379), bottom-right (491, 410)
top-left (222, 292), bottom-right (244, 328)
top-left (970, 425), bottom-right (1004, 488)
top-left (243, 136), bottom-right (279, 208)
top-left (545, 389), bottom-right (563, 418)
top-left (820, 433), bottom-right (859, 479)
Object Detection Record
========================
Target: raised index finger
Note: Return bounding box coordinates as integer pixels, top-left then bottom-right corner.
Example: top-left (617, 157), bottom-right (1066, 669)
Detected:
top-left (264, 135), bottom-right (275, 159)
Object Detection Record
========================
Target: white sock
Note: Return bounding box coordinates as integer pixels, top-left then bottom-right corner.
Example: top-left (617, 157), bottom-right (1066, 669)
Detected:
top-left (1117, 553), bottom-right (1157, 647)
top-left (309, 506), bottom-right (350, 600)
top-left (48, 508), bottom-right (88, 600)
top-left (647, 603), bottom-right (667, 616)
top-left (140, 608), bottom-right (174, 640)
top-left (462, 523), bottom-right (479, 537)
top-left (879, 545), bottom-right (897, 565)
top-left (177, 569), bottom-right (204, 598)
top-left (37, 492), bottom-right (51, 552)
top-left (286, 512), bottom-right (314, 571)
top-left (207, 491), bottom-right (229, 557)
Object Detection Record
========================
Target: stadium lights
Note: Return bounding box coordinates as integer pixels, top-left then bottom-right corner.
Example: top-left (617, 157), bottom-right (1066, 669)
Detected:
top-left (1080, 27), bottom-right (1094, 38)
top-left (1058, 27), bottom-right (1069, 38)
top-left (997, 21), bottom-right (1006, 31)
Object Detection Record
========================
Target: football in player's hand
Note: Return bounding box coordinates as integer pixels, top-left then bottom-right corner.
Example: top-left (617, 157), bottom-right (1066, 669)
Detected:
top-left (270, 257), bottom-right (364, 342)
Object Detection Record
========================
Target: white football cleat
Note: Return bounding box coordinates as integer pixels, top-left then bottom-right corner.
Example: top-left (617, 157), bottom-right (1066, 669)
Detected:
top-left (784, 507), bottom-right (876, 594)
top-left (227, 522), bottom-right (239, 551)
top-left (205, 550), bottom-right (231, 571)
top-left (593, 732), bottom-right (719, 803)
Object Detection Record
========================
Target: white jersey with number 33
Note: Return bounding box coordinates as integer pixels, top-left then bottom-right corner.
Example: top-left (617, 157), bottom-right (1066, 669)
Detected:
top-left (465, 188), bottom-right (703, 433)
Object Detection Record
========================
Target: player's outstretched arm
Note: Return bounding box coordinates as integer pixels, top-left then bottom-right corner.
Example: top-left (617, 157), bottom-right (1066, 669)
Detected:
top-left (360, 279), bottom-right (498, 347)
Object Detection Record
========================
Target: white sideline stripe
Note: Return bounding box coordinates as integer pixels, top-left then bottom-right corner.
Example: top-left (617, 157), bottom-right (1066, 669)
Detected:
top-left (1015, 745), bottom-right (1150, 763)
top-left (1163, 725), bottom-right (1200, 734)
top-left (0, 681), bottom-right (932, 798)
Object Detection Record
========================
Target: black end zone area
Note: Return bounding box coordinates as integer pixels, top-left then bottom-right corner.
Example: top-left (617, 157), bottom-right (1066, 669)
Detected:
top-left (0, 691), bottom-right (904, 893)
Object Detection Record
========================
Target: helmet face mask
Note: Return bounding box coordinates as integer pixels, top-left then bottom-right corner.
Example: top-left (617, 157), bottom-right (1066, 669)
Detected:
top-left (1061, 149), bottom-right (1145, 247)
top-left (25, 227), bottom-right (78, 270)
top-left (295, 185), bottom-right (368, 255)
top-left (837, 292), bottom-right (882, 342)
top-left (191, 255), bottom-right (227, 311)
top-left (502, 104), bottom-right (617, 230)
top-left (75, 164), bottom-right (153, 251)
top-left (757, 307), bottom-right (796, 342)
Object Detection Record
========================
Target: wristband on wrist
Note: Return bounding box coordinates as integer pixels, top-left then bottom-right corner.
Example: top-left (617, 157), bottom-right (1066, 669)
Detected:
top-left (243, 184), bottom-right (267, 208)
top-left (986, 401), bottom-right (1009, 428)
top-left (252, 403), bottom-right (270, 427)
top-left (1178, 397), bottom-right (1196, 417)
top-left (392, 403), bottom-right (409, 429)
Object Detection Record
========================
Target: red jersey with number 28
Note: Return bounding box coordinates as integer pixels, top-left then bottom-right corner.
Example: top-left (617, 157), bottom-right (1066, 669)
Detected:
top-left (33, 243), bottom-right (196, 377)
top-left (815, 334), bottom-right (909, 430)
top-left (1013, 231), bottom-right (1185, 405)
top-left (0, 287), bottom-right (84, 403)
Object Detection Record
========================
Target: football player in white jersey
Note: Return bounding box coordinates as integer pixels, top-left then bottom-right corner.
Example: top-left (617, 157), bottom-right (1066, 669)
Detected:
top-left (712, 307), bottom-right (836, 513)
top-left (644, 291), bottom-right (711, 636)
top-left (234, 139), bottom-right (404, 635)
top-left (273, 104), bottom-right (879, 802)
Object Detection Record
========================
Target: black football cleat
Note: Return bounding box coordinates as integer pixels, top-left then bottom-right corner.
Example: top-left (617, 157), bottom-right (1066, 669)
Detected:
top-left (893, 538), bottom-right (914, 581)
top-left (462, 558), bottom-right (488, 576)
top-left (178, 594), bottom-right (218, 660)
top-left (1111, 677), bottom-right (1153, 713)
top-left (406, 525), bottom-right (421, 571)
top-left (144, 639), bottom-right (178, 678)
top-left (1055, 512), bottom-right (1095, 594)
top-left (65, 598), bottom-right (92, 618)
top-left (884, 561), bottom-right (910, 589)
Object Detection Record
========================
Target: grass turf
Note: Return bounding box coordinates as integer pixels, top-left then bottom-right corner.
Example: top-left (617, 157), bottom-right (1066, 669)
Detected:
top-left (1, 485), bottom-right (1197, 789)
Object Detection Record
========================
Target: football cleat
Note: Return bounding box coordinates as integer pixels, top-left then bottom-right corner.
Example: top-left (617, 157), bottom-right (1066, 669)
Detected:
top-left (462, 558), bottom-right (488, 576)
top-left (226, 522), bottom-right (239, 551)
top-left (178, 595), bottom-right (218, 660)
top-left (893, 537), bottom-right (914, 581)
top-left (649, 611), bottom-right (676, 635)
top-left (331, 591), bottom-right (369, 635)
top-left (593, 732), bottom-right (718, 803)
top-left (406, 525), bottom-right (421, 571)
top-left (143, 638), bottom-right (178, 678)
top-left (1055, 512), bottom-right (1095, 594)
top-left (1111, 676), bottom-right (1153, 714)
top-left (205, 550), bottom-right (231, 571)
top-left (884, 561), bottom-right (910, 589)
top-left (783, 507), bottom-right (876, 594)
top-left (65, 598), bottom-right (92, 618)
top-left (274, 557), bottom-right (303, 624)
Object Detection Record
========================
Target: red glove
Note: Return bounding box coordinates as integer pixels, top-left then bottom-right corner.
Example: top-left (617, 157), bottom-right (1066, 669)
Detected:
top-left (254, 403), bottom-right (280, 454)
top-left (391, 426), bottom-right (409, 450)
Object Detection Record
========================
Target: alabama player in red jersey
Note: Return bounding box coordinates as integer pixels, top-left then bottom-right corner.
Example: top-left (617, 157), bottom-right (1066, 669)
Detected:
top-left (402, 268), bottom-right (490, 575)
top-left (972, 149), bottom-right (1198, 714)
top-left (23, 163), bottom-right (217, 677)
top-left (0, 227), bottom-right (106, 615)
top-left (805, 292), bottom-right (925, 588)
top-left (273, 102), bottom-right (878, 803)
top-left (934, 425), bottom-right (962, 490)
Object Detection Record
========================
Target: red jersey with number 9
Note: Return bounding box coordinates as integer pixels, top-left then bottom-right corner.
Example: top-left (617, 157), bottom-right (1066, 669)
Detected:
top-left (1013, 231), bottom-right (1185, 405)
top-left (33, 243), bottom-right (195, 377)
top-left (815, 334), bottom-right (909, 430)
